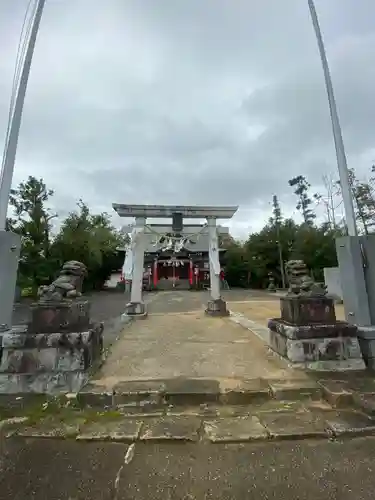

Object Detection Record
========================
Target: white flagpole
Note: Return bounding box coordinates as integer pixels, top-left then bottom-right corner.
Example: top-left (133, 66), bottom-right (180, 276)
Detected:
top-left (0, 0), bottom-right (46, 229)
top-left (308, 0), bottom-right (357, 236)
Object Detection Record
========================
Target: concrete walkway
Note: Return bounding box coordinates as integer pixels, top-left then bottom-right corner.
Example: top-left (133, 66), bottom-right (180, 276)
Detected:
top-left (93, 298), bottom-right (300, 391)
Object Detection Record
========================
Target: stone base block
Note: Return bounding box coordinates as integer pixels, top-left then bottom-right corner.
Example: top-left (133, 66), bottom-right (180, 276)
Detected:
top-left (0, 323), bottom-right (103, 393)
top-left (356, 326), bottom-right (375, 369)
top-left (28, 300), bottom-right (90, 334)
top-left (205, 298), bottom-right (229, 317)
top-left (280, 296), bottom-right (336, 325)
top-left (268, 318), bottom-right (357, 340)
top-left (124, 302), bottom-right (147, 316)
top-left (0, 371), bottom-right (89, 394)
top-left (269, 329), bottom-right (365, 370)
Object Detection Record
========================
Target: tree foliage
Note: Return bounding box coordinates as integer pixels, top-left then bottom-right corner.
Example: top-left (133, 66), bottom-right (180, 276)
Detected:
top-left (345, 169), bottom-right (375, 234)
top-left (288, 175), bottom-right (316, 225)
top-left (51, 200), bottom-right (128, 290)
top-left (7, 177), bottom-right (127, 295)
top-left (8, 176), bottom-right (56, 292)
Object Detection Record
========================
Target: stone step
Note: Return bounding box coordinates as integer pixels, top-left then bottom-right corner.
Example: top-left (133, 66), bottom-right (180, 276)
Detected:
top-left (5, 397), bottom-right (375, 444)
top-left (2, 377), bottom-right (375, 419)
top-left (4, 377), bottom-right (375, 444)
top-left (77, 378), bottom-right (323, 409)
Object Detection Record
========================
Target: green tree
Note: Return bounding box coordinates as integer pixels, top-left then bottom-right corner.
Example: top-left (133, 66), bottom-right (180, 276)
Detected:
top-left (51, 200), bottom-right (128, 290)
top-left (345, 169), bottom-right (375, 234)
top-left (8, 176), bottom-right (56, 292)
top-left (222, 239), bottom-right (250, 288)
top-left (288, 175), bottom-right (316, 225)
top-left (313, 174), bottom-right (341, 231)
top-left (269, 195), bottom-right (286, 288)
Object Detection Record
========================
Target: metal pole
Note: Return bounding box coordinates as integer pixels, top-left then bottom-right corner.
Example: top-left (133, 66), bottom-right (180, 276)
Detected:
top-left (0, 0), bottom-right (46, 230)
top-left (308, 0), bottom-right (357, 236)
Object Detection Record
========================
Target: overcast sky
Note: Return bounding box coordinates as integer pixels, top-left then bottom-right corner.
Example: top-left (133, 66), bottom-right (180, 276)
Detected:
top-left (1, 0), bottom-right (375, 238)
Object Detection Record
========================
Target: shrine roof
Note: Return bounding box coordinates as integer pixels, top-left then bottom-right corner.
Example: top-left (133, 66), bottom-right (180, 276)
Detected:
top-left (112, 204), bottom-right (238, 219)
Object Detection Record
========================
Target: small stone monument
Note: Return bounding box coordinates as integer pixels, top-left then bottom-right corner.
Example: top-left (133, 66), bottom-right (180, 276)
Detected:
top-left (267, 273), bottom-right (276, 292)
top-left (267, 260), bottom-right (365, 370)
top-left (0, 261), bottom-right (104, 394)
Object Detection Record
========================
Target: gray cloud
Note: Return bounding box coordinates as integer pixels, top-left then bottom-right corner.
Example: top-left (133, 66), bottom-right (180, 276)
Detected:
top-left (1, 0), bottom-right (375, 237)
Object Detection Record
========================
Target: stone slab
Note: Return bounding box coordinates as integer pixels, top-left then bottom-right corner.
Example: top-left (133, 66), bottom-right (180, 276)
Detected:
top-left (77, 419), bottom-right (142, 442)
top-left (0, 371), bottom-right (89, 394)
top-left (77, 384), bottom-right (114, 407)
top-left (1, 329), bottom-right (100, 349)
top-left (352, 393), bottom-right (375, 417)
top-left (139, 416), bottom-right (200, 441)
top-left (14, 417), bottom-right (84, 439)
top-left (258, 411), bottom-right (328, 440)
top-left (251, 400), bottom-right (309, 415)
top-left (220, 378), bottom-right (270, 405)
top-left (268, 380), bottom-right (321, 401)
top-left (269, 331), bottom-right (363, 363)
top-left (164, 378), bottom-right (221, 406)
top-left (348, 378), bottom-right (375, 394)
top-left (203, 416), bottom-right (268, 442)
top-left (203, 416), bottom-right (268, 443)
top-left (268, 319), bottom-right (357, 340)
top-left (280, 296), bottom-right (336, 325)
top-left (318, 380), bottom-right (354, 408)
top-left (293, 359), bottom-right (366, 371)
top-left (0, 348), bottom-right (87, 373)
top-left (323, 410), bottom-right (375, 437)
top-left (113, 380), bottom-right (165, 406)
top-left (0, 326), bottom-right (103, 373)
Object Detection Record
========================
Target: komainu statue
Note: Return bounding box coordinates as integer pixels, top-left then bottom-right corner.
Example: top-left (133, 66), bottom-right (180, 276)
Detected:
top-left (37, 261), bottom-right (87, 302)
top-left (285, 259), bottom-right (326, 297)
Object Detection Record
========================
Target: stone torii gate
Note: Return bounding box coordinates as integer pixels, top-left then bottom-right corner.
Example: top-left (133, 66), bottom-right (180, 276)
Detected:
top-left (112, 204), bottom-right (238, 316)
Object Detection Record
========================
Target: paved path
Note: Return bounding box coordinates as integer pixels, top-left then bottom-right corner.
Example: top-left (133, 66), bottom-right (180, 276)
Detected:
top-left (94, 290), bottom-right (300, 390)
top-left (2, 437), bottom-right (375, 499)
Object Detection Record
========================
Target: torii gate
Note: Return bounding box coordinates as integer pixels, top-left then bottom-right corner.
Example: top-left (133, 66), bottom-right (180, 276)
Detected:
top-left (112, 204), bottom-right (238, 317)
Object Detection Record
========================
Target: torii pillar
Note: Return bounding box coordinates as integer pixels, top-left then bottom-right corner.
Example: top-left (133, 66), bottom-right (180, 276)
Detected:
top-left (125, 216), bottom-right (147, 316)
top-left (205, 216), bottom-right (229, 316)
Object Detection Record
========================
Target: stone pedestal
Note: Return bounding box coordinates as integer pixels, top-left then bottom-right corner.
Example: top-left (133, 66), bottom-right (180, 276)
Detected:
top-left (268, 295), bottom-right (365, 371)
top-left (0, 230), bottom-right (21, 330)
top-left (0, 323), bottom-right (103, 393)
top-left (356, 326), bottom-right (375, 369)
top-left (124, 301), bottom-right (147, 317)
top-left (280, 296), bottom-right (336, 325)
top-left (28, 300), bottom-right (90, 334)
top-left (205, 298), bottom-right (229, 317)
top-left (0, 297), bottom-right (104, 394)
